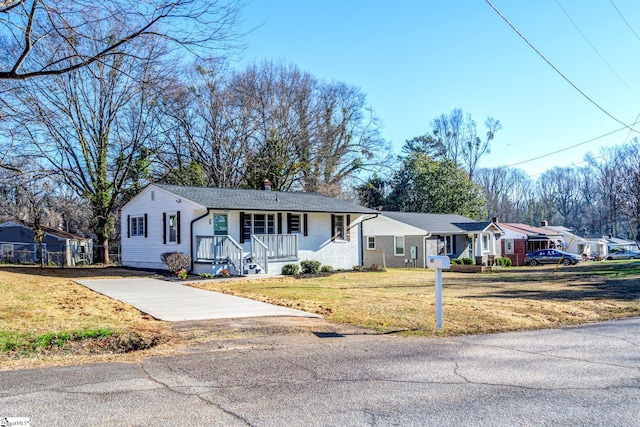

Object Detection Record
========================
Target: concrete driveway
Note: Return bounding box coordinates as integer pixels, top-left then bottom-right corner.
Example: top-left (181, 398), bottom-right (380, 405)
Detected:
top-left (75, 278), bottom-right (321, 321)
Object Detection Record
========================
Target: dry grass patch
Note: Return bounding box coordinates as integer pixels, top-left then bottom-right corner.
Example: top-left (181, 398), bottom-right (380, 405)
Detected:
top-left (0, 266), bottom-right (173, 370)
top-left (189, 261), bottom-right (640, 336)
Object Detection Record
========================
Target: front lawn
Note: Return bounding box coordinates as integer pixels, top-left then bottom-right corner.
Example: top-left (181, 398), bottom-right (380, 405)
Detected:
top-left (2, 261), bottom-right (639, 369)
top-left (0, 266), bottom-right (170, 370)
top-left (189, 261), bottom-right (640, 335)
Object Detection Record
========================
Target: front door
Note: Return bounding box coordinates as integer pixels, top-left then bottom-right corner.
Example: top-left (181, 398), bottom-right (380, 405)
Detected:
top-left (213, 213), bottom-right (228, 236)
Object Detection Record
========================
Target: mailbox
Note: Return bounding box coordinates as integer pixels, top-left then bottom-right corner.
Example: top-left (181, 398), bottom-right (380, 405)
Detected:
top-left (427, 255), bottom-right (450, 269)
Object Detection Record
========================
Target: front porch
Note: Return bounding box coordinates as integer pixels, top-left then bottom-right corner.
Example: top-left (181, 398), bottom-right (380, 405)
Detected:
top-left (195, 234), bottom-right (299, 275)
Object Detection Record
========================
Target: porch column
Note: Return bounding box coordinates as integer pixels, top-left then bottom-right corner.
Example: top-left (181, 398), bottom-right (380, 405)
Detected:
top-left (491, 232), bottom-right (496, 255)
top-left (474, 233), bottom-right (483, 265)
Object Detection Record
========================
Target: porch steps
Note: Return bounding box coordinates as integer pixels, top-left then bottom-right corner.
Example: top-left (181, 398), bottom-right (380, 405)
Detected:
top-left (243, 263), bottom-right (263, 275)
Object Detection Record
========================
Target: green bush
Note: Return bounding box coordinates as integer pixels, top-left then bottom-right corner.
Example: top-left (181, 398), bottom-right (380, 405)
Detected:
top-left (281, 264), bottom-right (300, 275)
top-left (496, 257), bottom-right (512, 267)
top-left (451, 258), bottom-right (463, 265)
top-left (320, 265), bottom-right (333, 273)
top-left (301, 260), bottom-right (321, 274)
top-left (461, 257), bottom-right (473, 265)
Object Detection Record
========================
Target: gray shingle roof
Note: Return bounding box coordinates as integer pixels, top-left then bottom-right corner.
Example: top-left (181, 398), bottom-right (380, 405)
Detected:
top-left (381, 211), bottom-right (477, 234)
top-left (154, 184), bottom-right (376, 214)
top-left (452, 221), bottom-right (494, 232)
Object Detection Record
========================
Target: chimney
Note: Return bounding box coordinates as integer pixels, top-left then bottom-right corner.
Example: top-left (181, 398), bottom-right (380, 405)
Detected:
top-left (541, 220), bottom-right (548, 227)
top-left (492, 217), bottom-right (498, 223)
top-left (262, 179), bottom-right (272, 191)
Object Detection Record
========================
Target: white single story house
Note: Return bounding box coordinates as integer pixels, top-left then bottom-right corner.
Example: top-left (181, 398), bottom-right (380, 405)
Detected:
top-left (0, 220), bottom-right (93, 266)
top-left (606, 236), bottom-right (639, 253)
top-left (120, 183), bottom-right (377, 275)
top-left (542, 225), bottom-right (608, 259)
top-left (362, 212), bottom-right (503, 268)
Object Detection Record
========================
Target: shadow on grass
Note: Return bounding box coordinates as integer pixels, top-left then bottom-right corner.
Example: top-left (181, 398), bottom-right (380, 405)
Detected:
top-left (464, 278), bottom-right (640, 302)
top-left (0, 265), bottom-right (153, 279)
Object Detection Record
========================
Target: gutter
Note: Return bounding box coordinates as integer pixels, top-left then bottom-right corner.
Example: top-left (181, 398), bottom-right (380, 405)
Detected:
top-left (189, 208), bottom-right (212, 272)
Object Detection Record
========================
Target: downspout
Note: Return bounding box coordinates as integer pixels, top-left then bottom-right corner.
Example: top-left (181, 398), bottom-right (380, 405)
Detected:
top-left (359, 213), bottom-right (379, 267)
top-left (422, 231), bottom-right (432, 268)
top-left (190, 208), bottom-right (212, 272)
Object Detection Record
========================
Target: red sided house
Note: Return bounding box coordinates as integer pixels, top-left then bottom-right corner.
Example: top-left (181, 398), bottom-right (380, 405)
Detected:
top-left (496, 221), bottom-right (564, 266)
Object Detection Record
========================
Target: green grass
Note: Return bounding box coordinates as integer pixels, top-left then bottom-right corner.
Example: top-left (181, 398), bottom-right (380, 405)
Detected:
top-left (189, 261), bottom-right (640, 336)
top-left (1, 328), bottom-right (114, 354)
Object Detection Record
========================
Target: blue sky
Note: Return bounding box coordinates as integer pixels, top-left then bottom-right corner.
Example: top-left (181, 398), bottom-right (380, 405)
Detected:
top-left (235, 1), bottom-right (640, 178)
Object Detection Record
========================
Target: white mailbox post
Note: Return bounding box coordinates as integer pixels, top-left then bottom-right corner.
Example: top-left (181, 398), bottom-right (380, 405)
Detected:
top-left (427, 255), bottom-right (450, 330)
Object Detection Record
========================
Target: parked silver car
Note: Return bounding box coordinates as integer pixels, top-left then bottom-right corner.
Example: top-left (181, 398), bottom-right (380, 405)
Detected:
top-left (525, 249), bottom-right (582, 266)
top-left (605, 249), bottom-right (640, 260)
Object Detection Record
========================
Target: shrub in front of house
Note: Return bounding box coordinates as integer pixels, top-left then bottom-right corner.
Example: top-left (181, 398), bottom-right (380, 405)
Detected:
top-left (160, 252), bottom-right (191, 273)
top-left (496, 257), bottom-right (512, 267)
top-left (282, 264), bottom-right (299, 276)
top-left (451, 258), bottom-right (463, 265)
top-left (320, 265), bottom-right (333, 273)
top-left (301, 260), bottom-right (321, 274)
top-left (461, 257), bottom-right (473, 265)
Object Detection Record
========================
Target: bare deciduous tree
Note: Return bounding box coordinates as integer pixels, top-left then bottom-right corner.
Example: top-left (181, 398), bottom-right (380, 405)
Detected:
top-left (0, 0), bottom-right (242, 80)
top-left (430, 108), bottom-right (501, 179)
top-left (615, 140), bottom-right (640, 242)
top-left (159, 60), bottom-right (390, 196)
top-left (10, 33), bottom-right (170, 262)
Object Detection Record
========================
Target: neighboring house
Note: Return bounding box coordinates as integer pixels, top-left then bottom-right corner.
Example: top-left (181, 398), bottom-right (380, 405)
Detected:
top-left (0, 220), bottom-right (93, 266)
top-left (497, 220), bottom-right (564, 266)
top-left (120, 182), bottom-right (377, 275)
top-left (362, 212), bottom-right (503, 268)
top-left (606, 236), bottom-right (639, 253)
top-left (542, 225), bottom-right (608, 259)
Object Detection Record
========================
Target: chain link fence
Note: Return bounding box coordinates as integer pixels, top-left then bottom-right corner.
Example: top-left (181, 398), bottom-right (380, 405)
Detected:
top-left (0, 241), bottom-right (121, 266)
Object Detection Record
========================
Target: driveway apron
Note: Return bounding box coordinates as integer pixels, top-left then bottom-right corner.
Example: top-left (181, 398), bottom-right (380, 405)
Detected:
top-left (75, 278), bottom-right (321, 321)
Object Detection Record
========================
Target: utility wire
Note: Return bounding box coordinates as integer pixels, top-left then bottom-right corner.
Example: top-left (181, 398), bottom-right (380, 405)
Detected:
top-left (554, 0), bottom-right (640, 100)
top-left (505, 121), bottom-right (640, 168)
top-left (485, 0), bottom-right (639, 133)
top-left (609, 0), bottom-right (640, 43)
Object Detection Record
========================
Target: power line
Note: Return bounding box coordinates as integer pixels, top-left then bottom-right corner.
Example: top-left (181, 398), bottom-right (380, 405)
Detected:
top-left (554, 0), bottom-right (640, 100)
top-left (484, 0), bottom-right (640, 134)
top-left (505, 122), bottom-right (639, 169)
top-left (609, 0), bottom-right (640, 44)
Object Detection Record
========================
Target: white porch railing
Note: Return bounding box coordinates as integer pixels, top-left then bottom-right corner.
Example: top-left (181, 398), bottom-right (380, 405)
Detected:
top-left (253, 234), bottom-right (298, 261)
top-left (250, 236), bottom-right (269, 274)
top-left (196, 235), bottom-right (243, 272)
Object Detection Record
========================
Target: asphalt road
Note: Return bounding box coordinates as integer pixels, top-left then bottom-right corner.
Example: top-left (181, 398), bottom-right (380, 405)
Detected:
top-left (2, 318), bottom-right (639, 426)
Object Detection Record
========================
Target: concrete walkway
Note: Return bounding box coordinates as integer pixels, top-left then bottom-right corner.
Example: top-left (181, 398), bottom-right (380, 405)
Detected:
top-left (75, 278), bottom-right (321, 321)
